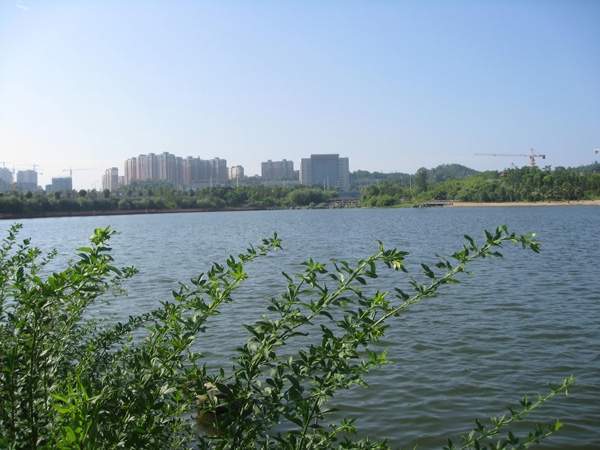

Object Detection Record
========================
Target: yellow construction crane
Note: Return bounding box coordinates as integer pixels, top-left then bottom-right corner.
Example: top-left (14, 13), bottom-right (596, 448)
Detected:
top-left (475, 148), bottom-right (546, 167)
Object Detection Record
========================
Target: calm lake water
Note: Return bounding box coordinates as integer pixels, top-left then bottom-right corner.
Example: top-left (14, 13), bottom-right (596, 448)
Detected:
top-left (2, 207), bottom-right (599, 449)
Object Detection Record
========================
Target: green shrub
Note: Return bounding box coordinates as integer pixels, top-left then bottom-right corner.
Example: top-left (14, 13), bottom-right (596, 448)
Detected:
top-left (0, 224), bottom-right (572, 449)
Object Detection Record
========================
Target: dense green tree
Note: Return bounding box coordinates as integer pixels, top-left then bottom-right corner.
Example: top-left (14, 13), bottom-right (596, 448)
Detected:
top-left (415, 167), bottom-right (428, 192)
top-left (0, 184), bottom-right (339, 217)
top-left (286, 188), bottom-right (331, 206)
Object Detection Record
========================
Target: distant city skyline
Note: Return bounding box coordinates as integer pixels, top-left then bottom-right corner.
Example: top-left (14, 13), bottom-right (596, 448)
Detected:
top-left (100, 152), bottom-right (351, 192)
top-left (4, 143), bottom-right (600, 192)
top-left (1, 1), bottom-right (599, 189)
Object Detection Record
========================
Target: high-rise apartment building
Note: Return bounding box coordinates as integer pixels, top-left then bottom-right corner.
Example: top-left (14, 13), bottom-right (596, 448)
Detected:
top-left (135, 155), bottom-right (147, 181)
top-left (175, 157), bottom-right (184, 187)
top-left (124, 157), bottom-right (137, 185)
top-left (182, 157), bottom-right (193, 187)
top-left (157, 152), bottom-right (181, 186)
top-left (102, 167), bottom-right (120, 192)
top-left (16, 170), bottom-right (38, 192)
top-left (229, 165), bottom-right (244, 181)
top-left (300, 154), bottom-right (350, 190)
top-left (210, 158), bottom-right (228, 186)
top-left (0, 167), bottom-right (12, 184)
top-left (136, 153), bottom-right (159, 181)
top-left (261, 159), bottom-right (296, 181)
top-left (0, 167), bottom-right (12, 193)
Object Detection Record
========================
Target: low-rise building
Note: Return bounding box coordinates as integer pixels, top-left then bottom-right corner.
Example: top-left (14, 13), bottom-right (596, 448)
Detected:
top-left (46, 177), bottom-right (73, 193)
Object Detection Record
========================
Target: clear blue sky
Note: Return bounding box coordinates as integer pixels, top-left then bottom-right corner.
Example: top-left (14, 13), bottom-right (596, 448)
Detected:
top-left (1, 0), bottom-right (599, 189)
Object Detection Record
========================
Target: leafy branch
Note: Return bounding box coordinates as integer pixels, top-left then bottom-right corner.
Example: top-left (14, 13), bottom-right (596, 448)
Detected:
top-left (446, 376), bottom-right (574, 450)
top-left (0, 223), bottom-right (575, 450)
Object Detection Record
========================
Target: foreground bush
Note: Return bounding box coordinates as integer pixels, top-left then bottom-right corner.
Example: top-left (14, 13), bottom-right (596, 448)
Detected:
top-left (0, 224), bottom-right (572, 449)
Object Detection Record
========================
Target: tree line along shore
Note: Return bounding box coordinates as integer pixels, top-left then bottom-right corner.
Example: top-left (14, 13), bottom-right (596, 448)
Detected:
top-left (1, 164), bottom-right (599, 219)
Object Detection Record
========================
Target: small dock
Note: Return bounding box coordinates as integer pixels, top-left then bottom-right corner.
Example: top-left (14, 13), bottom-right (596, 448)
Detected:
top-left (414, 200), bottom-right (454, 208)
top-left (328, 197), bottom-right (361, 208)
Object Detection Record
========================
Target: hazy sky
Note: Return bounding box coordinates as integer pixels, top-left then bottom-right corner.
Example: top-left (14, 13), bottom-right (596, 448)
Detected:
top-left (1, 0), bottom-right (599, 189)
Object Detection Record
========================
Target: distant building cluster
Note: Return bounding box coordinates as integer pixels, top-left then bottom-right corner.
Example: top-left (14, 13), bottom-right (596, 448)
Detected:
top-left (10, 153), bottom-right (352, 193)
top-left (113, 152), bottom-right (228, 191)
top-left (0, 152), bottom-right (352, 195)
top-left (99, 152), bottom-right (351, 192)
top-left (0, 166), bottom-right (75, 194)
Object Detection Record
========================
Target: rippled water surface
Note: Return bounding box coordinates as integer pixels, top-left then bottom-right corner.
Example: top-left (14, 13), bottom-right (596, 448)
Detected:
top-left (2, 207), bottom-right (599, 449)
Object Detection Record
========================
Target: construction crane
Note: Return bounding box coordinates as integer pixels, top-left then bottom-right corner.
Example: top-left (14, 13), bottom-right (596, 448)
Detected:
top-left (6, 163), bottom-right (42, 173)
top-left (63, 168), bottom-right (94, 177)
top-left (1, 163), bottom-right (22, 173)
top-left (475, 148), bottom-right (546, 167)
top-left (17, 165), bottom-right (43, 176)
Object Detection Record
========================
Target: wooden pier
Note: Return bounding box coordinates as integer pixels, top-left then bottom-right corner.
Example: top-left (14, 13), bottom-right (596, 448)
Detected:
top-left (414, 200), bottom-right (454, 208)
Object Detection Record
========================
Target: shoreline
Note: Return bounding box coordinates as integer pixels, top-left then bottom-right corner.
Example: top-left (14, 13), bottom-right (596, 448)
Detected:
top-left (0, 206), bottom-right (272, 221)
top-left (1, 199), bottom-right (599, 220)
top-left (449, 200), bottom-right (600, 207)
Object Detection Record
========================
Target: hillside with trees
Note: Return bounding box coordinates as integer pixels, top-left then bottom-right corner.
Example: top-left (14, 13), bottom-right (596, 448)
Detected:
top-left (361, 165), bottom-right (600, 206)
top-left (351, 164), bottom-right (479, 190)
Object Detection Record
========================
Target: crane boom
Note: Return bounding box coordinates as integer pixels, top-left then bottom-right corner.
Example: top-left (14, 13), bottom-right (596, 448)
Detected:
top-left (475, 148), bottom-right (546, 167)
top-left (63, 168), bottom-right (94, 177)
top-left (475, 153), bottom-right (531, 157)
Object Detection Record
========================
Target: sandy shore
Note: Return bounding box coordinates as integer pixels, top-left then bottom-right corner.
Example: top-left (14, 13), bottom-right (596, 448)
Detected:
top-left (451, 200), bottom-right (600, 207)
